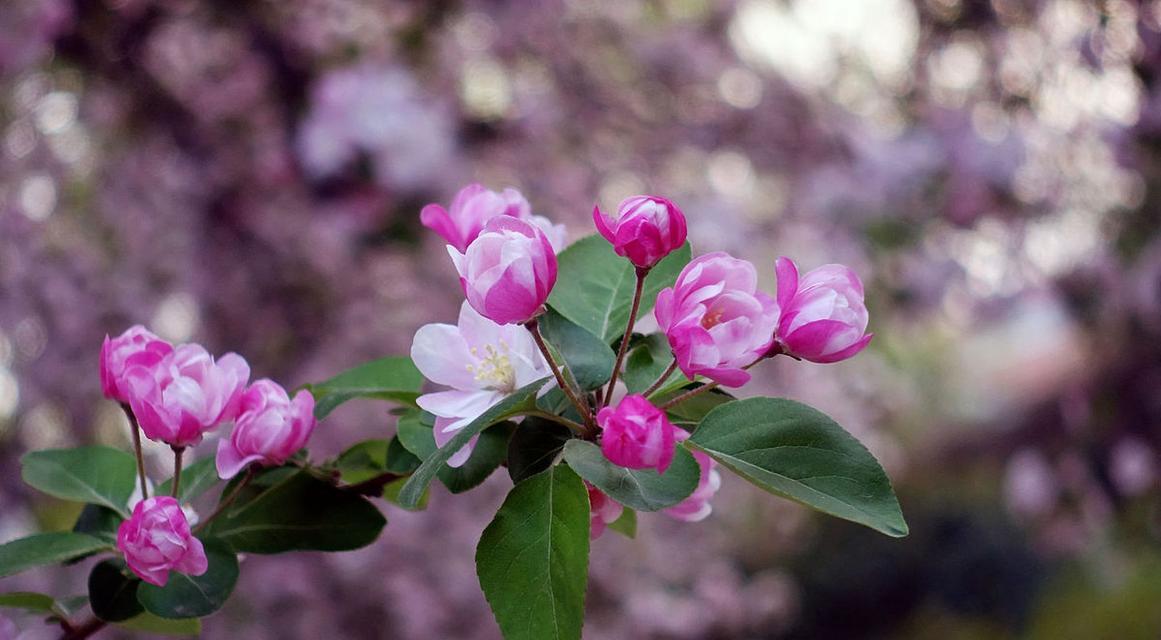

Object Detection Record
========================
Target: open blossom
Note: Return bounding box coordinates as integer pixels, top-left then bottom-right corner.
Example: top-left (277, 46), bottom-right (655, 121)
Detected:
top-left (654, 252), bottom-right (779, 387)
top-left (593, 195), bottom-right (687, 269)
top-left (100, 325), bottom-right (173, 404)
top-left (598, 394), bottom-right (677, 473)
top-left (448, 217), bottom-right (558, 325)
top-left (773, 257), bottom-right (872, 363)
top-left (123, 343), bottom-right (250, 447)
top-left (411, 302), bottom-right (551, 466)
top-left (587, 484), bottom-right (623, 539)
top-left (421, 183), bottom-right (566, 252)
top-left (664, 434), bottom-right (722, 522)
top-left (117, 496), bottom-right (208, 587)
top-left (216, 380), bottom-right (317, 479)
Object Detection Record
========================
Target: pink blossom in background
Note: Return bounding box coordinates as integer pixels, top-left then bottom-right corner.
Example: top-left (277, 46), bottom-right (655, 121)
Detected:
top-left (411, 302), bottom-right (551, 466)
top-left (587, 483), bottom-right (623, 539)
top-left (597, 394), bottom-right (677, 473)
top-left (664, 435), bottom-right (722, 522)
top-left (593, 195), bottom-right (687, 269)
top-left (422, 183), bottom-right (567, 253)
top-left (100, 325), bottom-right (173, 404)
top-left (773, 257), bottom-right (872, 364)
top-left (117, 496), bottom-right (208, 587)
top-left (216, 380), bottom-right (317, 479)
top-left (447, 217), bottom-right (558, 325)
top-left (0, 615), bottom-right (16, 640)
top-left (655, 252), bottom-right (779, 387)
top-left (123, 343), bottom-right (251, 448)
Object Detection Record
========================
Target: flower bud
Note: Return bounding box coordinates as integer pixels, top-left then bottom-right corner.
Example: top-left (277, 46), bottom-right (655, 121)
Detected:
top-left (448, 217), bottom-right (558, 325)
top-left (123, 344), bottom-right (250, 447)
top-left (773, 257), bottom-right (872, 363)
top-left (587, 484), bottom-right (623, 539)
top-left (116, 496), bottom-right (208, 587)
top-left (421, 183), bottom-right (566, 252)
top-left (593, 195), bottom-right (687, 269)
top-left (100, 325), bottom-right (173, 404)
top-left (654, 252), bottom-right (779, 387)
top-left (597, 394), bottom-right (677, 473)
top-left (216, 380), bottom-right (317, 479)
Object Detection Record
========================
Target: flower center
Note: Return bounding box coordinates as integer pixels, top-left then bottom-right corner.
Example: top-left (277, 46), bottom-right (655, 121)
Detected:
top-left (467, 342), bottom-right (516, 391)
top-left (701, 309), bottom-right (725, 329)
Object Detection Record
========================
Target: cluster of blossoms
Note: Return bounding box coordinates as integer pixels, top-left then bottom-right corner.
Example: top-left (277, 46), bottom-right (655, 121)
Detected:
top-left (99, 326), bottom-right (317, 586)
top-left (414, 184), bottom-right (872, 537)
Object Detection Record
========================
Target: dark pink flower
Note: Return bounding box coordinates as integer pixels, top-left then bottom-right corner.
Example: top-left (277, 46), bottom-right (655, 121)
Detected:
top-left (100, 325), bottom-right (173, 404)
top-left (774, 257), bottom-right (872, 363)
top-left (117, 496), bottom-right (207, 587)
top-left (216, 379), bottom-right (317, 479)
top-left (447, 217), bottom-right (558, 325)
top-left (593, 195), bottom-right (687, 269)
top-left (597, 394), bottom-right (677, 473)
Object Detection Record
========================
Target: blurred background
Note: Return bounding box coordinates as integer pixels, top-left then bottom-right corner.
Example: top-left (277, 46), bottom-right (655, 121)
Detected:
top-left (2, 0), bottom-right (1160, 638)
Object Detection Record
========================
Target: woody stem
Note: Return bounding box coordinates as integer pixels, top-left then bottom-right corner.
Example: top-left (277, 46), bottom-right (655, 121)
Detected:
top-left (603, 267), bottom-right (647, 409)
top-left (525, 318), bottom-right (597, 436)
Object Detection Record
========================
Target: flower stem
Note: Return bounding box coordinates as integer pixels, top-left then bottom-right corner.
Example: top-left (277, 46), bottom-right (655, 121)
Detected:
top-left (121, 403), bottom-right (149, 501)
top-left (170, 446), bottom-right (185, 499)
top-left (658, 381), bottom-right (722, 410)
top-left (524, 410), bottom-right (586, 435)
top-left (641, 360), bottom-right (679, 399)
top-left (603, 267), bottom-right (647, 409)
top-left (194, 469), bottom-right (252, 533)
top-left (525, 318), bottom-right (596, 435)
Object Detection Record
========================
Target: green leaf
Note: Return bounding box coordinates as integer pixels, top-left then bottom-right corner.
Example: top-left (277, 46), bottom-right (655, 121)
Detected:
top-left (664, 389), bottom-right (735, 428)
top-left (72, 504), bottom-right (123, 544)
top-left (397, 411), bottom-right (513, 494)
top-left (116, 612), bottom-right (202, 636)
top-left (561, 440), bottom-right (699, 512)
top-left (507, 418), bottom-right (573, 484)
top-left (0, 532), bottom-right (110, 579)
top-left (309, 356), bottom-right (424, 419)
top-left (396, 379), bottom-right (549, 509)
top-left (538, 310), bottom-right (615, 390)
top-left (88, 559), bottom-right (142, 622)
top-left (0, 592), bottom-right (56, 613)
top-left (607, 508), bottom-right (637, 539)
top-left (548, 235), bottom-right (692, 343)
top-left (385, 437), bottom-right (422, 474)
top-left (476, 465), bottom-right (589, 640)
top-left (157, 457), bottom-right (219, 504)
top-left (622, 333), bottom-right (677, 394)
top-left (382, 477), bottom-right (429, 510)
top-left (335, 439), bottom-right (389, 485)
top-left (21, 446), bottom-right (137, 516)
top-left (689, 397), bottom-right (908, 537)
top-left (137, 538), bottom-right (238, 619)
top-left (204, 471), bottom-right (386, 553)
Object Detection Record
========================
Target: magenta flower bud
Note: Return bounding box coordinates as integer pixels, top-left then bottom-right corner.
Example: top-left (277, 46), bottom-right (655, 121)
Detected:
top-left (586, 483), bottom-right (623, 540)
top-left (663, 434), bottom-right (722, 522)
top-left (116, 496), bottom-right (208, 587)
top-left (597, 394), bottom-right (677, 474)
top-left (773, 257), bottom-right (872, 363)
top-left (100, 325), bottom-right (173, 404)
top-left (123, 343), bottom-right (251, 448)
top-left (654, 252), bottom-right (779, 387)
top-left (420, 183), bottom-right (566, 252)
top-left (216, 379), bottom-right (317, 479)
top-left (448, 217), bottom-right (558, 325)
top-left (593, 195), bottom-right (687, 270)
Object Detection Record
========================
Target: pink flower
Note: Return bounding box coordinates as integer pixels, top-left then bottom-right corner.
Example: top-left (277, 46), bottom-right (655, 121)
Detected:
top-left (593, 195), bottom-right (687, 269)
top-left (411, 302), bottom-right (552, 466)
top-left (773, 257), bottom-right (872, 363)
top-left (116, 496), bottom-right (208, 587)
top-left (216, 380), bottom-right (317, 479)
top-left (587, 483), bottom-right (623, 540)
top-left (597, 394), bottom-right (677, 473)
top-left (664, 436), bottom-right (722, 522)
top-left (421, 183), bottom-right (566, 252)
top-left (123, 344), bottom-right (251, 448)
top-left (447, 217), bottom-right (558, 325)
top-left (654, 252), bottom-right (779, 387)
top-left (100, 325), bottom-right (173, 404)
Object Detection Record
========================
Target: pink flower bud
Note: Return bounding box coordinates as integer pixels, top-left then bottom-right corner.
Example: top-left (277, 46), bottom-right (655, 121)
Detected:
top-left (123, 343), bottom-right (251, 448)
top-left (447, 217), bottom-right (558, 325)
top-left (420, 183), bottom-right (566, 252)
top-left (216, 380), bottom-right (317, 479)
top-left (654, 252), bottom-right (779, 387)
top-left (664, 434), bottom-right (721, 522)
top-left (587, 483), bottom-right (623, 540)
top-left (100, 325), bottom-right (173, 404)
top-left (597, 394), bottom-right (677, 473)
top-left (773, 257), bottom-right (872, 363)
top-left (116, 496), bottom-right (208, 587)
top-left (593, 195), bottom-right (687, 269)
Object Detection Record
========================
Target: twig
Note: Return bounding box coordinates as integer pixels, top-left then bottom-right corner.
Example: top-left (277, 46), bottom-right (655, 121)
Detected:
top-left (525, 318), bottom-right (596, 435)
top-left (121, 403), bottom-right (149, 500)
top-left (603, 267), bottom-right (647, 408)
top-left (641, 361), bottom-right (679, 399)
